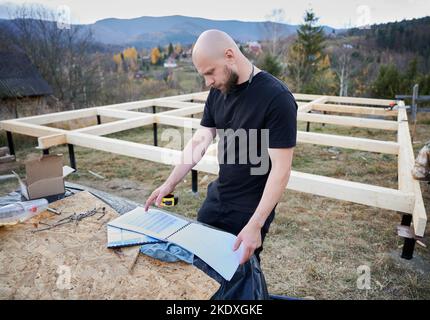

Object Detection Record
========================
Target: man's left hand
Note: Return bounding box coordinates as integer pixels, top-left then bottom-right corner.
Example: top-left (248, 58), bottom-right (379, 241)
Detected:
top-left (233, 220), bottom-right (262, 264)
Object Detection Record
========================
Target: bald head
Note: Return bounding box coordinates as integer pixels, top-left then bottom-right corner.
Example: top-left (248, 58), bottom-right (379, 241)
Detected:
top-left (192, 29), bottom-right (240, 61)
top-left (192, 30), bottom-right (253, 93)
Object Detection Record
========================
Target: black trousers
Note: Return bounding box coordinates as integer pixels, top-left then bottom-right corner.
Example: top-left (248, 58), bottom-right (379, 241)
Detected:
top-left (197, 181), bottom-right (275, 263)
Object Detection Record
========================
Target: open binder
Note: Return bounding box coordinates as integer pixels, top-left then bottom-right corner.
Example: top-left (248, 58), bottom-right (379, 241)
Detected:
top-left (107, 207), bottom-right (244, 281)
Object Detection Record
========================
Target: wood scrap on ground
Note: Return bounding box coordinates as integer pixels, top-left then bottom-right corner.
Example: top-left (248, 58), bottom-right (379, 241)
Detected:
top-left (0, 191), bottom-right (219, 299)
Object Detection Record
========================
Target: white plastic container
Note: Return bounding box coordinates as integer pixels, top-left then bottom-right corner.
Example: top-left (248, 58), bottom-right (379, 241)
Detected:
top-left (0, 199), bottom-right (48, 225)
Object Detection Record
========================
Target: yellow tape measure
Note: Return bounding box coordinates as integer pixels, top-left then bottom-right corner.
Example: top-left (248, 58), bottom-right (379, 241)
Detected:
top-left (161, 193), bottom-right (178, 207)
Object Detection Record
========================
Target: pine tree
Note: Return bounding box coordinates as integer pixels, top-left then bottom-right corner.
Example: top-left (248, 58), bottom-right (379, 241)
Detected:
top-left (168, 43), bottom-right (174, 57)
top-left (287, 10), bottom-right (326, 92)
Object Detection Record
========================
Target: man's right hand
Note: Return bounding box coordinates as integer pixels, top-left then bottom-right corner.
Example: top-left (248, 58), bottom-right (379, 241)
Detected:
top-left (144, 182), bottom-right (175, 211)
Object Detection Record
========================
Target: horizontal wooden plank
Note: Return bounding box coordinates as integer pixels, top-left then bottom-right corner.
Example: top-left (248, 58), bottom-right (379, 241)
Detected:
top-left (312, 103), bottom-right (398, 116)
top-left (160, 104), bottom-right (205, 116)
top-left (327, 96), bottom-right (396, 106)
top-left (37, 133), bottom-right (67, 149)
top-left (12, 108), bottom-right (98, 125)
top-left (297, 131), bottom-right (399, 154)
top-left (156, 115), bottom-right (202, 129)
top-left (153, 101), bottom-right (202, 109)
top-left (288, 171), bottom-right (414, 213)
top-left (298, 112), bottom-right (398, 130)
top-left (97, 108), bottom-right (150, 119)
top-left (0, 120), bottom-right (66, 137)
top-left (298, 96), bottom-right (328, 113)
top-left (75, 115), bottom-right (155, 136)
top-left (61, 133), bottom-right (414, 214)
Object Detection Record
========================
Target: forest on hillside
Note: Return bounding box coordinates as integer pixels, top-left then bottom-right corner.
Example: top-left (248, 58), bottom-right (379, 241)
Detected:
top-left (1, 5), bottom-right (429, 114)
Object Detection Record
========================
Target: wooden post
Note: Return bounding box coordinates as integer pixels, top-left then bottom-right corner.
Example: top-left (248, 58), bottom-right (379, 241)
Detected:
top-left (306, 111), bottom-right (311, 132)
top-left (152, 106), bottom-right (158, 146)
top-left (400, 214), bottom-right (416, 260)
top-left (411, 84), bottom-right (419, 142)
top-left (68, 144), bottom-right (76, 170)
top-left (97, 115), bottom-right (101, 125)
top-left (192, 169), bottom-right (198, 193)
top-left (6, 131), bottom-right (15, 156)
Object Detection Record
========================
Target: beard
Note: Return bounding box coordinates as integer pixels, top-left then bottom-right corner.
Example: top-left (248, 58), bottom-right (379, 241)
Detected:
top-left (220, 66), bottom-right (239, 94)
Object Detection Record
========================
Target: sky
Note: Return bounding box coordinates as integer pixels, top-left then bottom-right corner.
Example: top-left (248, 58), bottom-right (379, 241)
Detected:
top-left (0, 0), bottom-right (429, 28)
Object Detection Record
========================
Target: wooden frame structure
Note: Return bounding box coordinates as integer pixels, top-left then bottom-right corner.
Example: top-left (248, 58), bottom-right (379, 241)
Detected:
top-left (1, 91), bottom-right (427, 250)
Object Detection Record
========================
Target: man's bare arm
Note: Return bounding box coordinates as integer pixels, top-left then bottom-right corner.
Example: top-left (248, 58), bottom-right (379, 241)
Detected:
top-left (144, 127), bottom-right (216, 210)
top-left (233, 148), bottom-right (294, 263)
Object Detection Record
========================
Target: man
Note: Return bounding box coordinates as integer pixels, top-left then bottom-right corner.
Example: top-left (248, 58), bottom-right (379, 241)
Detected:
top-left (145, 29), bottom-right (297, 265)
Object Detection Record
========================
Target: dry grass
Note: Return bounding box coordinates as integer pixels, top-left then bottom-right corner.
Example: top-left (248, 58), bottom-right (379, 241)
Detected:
top-left (1, 112), bottom-right (429, 299)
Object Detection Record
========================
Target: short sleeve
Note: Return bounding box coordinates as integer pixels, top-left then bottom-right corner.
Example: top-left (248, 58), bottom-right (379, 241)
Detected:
top-left (200, 89), bottom-right (216, 128)
top-left (265, 91), bottom-right (297, 148)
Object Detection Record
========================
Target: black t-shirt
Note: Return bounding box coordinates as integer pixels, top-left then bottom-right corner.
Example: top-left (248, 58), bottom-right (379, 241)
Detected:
top-left (200, 70), bottom-right (297, 212)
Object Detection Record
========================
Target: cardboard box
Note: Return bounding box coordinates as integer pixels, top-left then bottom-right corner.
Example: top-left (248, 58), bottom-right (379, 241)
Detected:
top-left (12, 154), bottom-right (75, 200)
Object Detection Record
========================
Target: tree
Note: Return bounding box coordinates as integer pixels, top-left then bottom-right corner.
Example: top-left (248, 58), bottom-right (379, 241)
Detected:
top-left (168, 42), bottom-right (174, 57)
top-left (123, 47), bottom-right (138, 71)
top-left (113, 53), bottom-right (123, 72)
top-left (6, 4), bottom-right (101, 108)
top-left (151, 47), bottom-right (161, 65)
top-left (258, 53), bottom-right (283, 78)
top-left (371, 64), bottom-right (401, 98)
top-left (287, 9), bottom-right (326, 92)
top-left (262, 8), bottom-right (288, 56)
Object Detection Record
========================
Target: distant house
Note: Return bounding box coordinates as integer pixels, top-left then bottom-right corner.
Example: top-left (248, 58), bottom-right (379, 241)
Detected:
top-left (163, 57), bottom-right (177, 68)
top-left (246, 41), bottom-right (262, 56)
top-left (134, 70), bottom-right (145, 79)
top-left (0, 51), bottom-right (54, 120)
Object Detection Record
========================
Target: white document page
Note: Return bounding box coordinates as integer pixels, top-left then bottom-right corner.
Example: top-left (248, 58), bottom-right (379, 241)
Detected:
top-left (107, 207), bottom-right (189, 240)
top-left (168, 223), bottom-right (245, 281)
top-left (107, 225), bottom-right (159, 248)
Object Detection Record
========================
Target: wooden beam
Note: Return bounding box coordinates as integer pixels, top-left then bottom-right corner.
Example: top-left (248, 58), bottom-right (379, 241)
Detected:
top-left (74, 115), bottom-right (155, 136)
top-left (297, 112), bottom-right (398, 130)
top-left (297, 131), bottom-right (399, 154)
top-left (293, 94), bottom-right (395, 106)
top-left (0, 120), bottom-right (66, 137)
top-left (102, 91), bottom-right (210, 110)
top-left (312, 103), bottom-right (398, 117)
top-left (58, 131), bottom-right (414, 214)
top-left (13, 108), bottom-right (98, 125)
top-left (66, 132), bottom-right (182, 165)
top-left (288, 171), bottom-right (414, 213)
top-left (397, 105), bottom-right (427, 236)
top-left (206, 143), bottom-right (218, 156)
top-left (97, 108), bottom-right (150, 119)
top-left (298, 96), bottom-right (328, 113)
top-left (156, 115), bottom-right (202, 129)
top-left (160, 104), bottom-right (205, 116)
top-left (65, 131), bottom-right (218, 177)
top-left (293, 93), bottom-right (324, 101)
top-left (327, 96), bottom-right (395, 106)
top-left (37, 133), bottom-right (67, 149)
top-left (61, 130), bottom-right (414, 213)
top-left (102, 100), bottom-right (156, 111)
top-left (153, 101), bottom-right (202, 109)
top-left (162, 91), bottom-right (209, 102)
